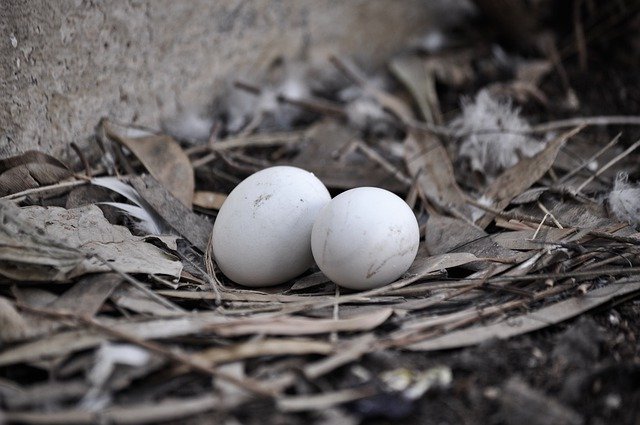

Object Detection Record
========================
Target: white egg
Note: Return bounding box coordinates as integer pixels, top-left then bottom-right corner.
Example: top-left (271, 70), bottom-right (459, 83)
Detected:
top-left (311, 187), bottom-right (419, 290)
top-left (212, 166), bottom-right (331, 287)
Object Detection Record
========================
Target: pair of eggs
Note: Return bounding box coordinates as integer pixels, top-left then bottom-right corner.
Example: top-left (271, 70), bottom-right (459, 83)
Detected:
top-left (211, 166), bottom-right (419, 290)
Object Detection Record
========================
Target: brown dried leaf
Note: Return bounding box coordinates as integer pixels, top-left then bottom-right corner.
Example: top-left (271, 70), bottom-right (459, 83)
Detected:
top-left (390, 56), bottom-right (441, 124)
top-left (0, 203), bottom-right (182, 281)
top-left (130, 175), bottom-right (213, 252)
top-left (404, 130), bottom-right (472, 218)
top-left (0, 151), bottom-right (72, 196)
top-left (424, 215), bottom-right (521, 263)
top-left (478, 126), bottom-right (583, 228)
top-left (105, 122), bottom-right (194, 206)
top-left (409, 250), bottom-right (479, 275)
top-left (5, 274), bottom-right (123, 343)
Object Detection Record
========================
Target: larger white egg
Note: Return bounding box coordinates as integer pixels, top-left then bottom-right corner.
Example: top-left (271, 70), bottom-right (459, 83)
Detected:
top-left (311, 187), bottom-right (419, 290)
top-left (212, 166), bottom-right (331, 287)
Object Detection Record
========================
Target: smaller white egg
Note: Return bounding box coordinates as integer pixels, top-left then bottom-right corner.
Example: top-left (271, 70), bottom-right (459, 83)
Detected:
top-left (311, 187), bottom-right (419, 290)
top-left (212, 166), bottom-right (330, 287)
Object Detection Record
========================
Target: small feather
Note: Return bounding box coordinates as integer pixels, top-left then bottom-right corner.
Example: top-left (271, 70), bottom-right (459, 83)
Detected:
top-left (91, 177), bottom-right (165, 235)
top-left (99, 202), bottom-right (162, 235)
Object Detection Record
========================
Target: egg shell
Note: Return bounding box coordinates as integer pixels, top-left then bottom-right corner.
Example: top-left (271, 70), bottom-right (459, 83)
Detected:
top-left (311, 187), bottom-right (419, 290)
top-left (212, 166), bottom-right (331, 287)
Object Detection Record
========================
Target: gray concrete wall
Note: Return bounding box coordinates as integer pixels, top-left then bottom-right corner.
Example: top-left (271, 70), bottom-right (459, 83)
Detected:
top-left (1, 0), bottom-right (458, 160)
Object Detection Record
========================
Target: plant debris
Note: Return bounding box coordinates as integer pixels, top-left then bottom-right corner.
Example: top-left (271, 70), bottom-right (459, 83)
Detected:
top-left (2, 3), bottom-right (640, 424)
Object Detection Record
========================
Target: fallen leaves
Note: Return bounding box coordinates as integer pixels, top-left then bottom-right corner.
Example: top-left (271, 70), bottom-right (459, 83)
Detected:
top-left (104, 121), bottom-right (195, 206)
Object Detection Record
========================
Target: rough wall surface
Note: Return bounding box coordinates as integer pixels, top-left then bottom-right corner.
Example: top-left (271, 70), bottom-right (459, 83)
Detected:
top-left (0, 0), bottom-right (451, 160)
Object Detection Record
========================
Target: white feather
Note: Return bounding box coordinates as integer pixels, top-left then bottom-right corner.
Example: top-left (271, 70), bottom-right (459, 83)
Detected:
top-left (91, 177), bottom-right (164, 235)
top-left (99, 202), bottom-right (162, 235)
top-left (608, 173), bottom-right (640, 226)
top-left (450, 90), bottom-right (544, 178)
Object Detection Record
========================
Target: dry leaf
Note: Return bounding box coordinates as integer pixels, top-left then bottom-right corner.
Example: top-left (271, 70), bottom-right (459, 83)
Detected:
top-left (0, 202), bottom-right (182, 282)
top-left (130, 175), bottom-right (213, 252)
top-left (478, 126), bottom-right (583, 228)
top-left (408, 250), bottom-right (479, 275)
top-left (404, 130), bottom-right (472, 218)
top-left (390, 56), bottom-right (441, 124)
top-left (0, 151), bottom-right (72, 196)
top-left (105, 122), bottom-right (194, 206)
top-left (424, 214), bottom-right (520, 263)
top-left (4, 274), bottom-right (123, 343)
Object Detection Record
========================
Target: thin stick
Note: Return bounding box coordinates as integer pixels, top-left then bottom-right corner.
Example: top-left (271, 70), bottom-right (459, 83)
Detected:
top-left (531, 116), bottom-right (640, 133)
top-left (575, 138), bottom-right (640, 193)
top-left (530, 213), bottom-right (550, 240)
top-left (15, 302), bottom-right (274, 397)
top-left (537, 201), bottom-right (563, 229)
top-left (1, 179), bottom-right (87, 201)
top-left (191, 152), bottom-right (217, 169)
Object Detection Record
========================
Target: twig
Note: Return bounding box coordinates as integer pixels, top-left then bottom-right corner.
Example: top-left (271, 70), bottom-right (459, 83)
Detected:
top-left (14, 302), bottom-right (275, 397)
top-left (531, 116), bottom-right (640, 133)
top-left (1, 179), bottom-right (87, 201)
top-left (530, 213), bottom-right (550, 240)
top-left (537, 201), bottom-right (563, 229)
